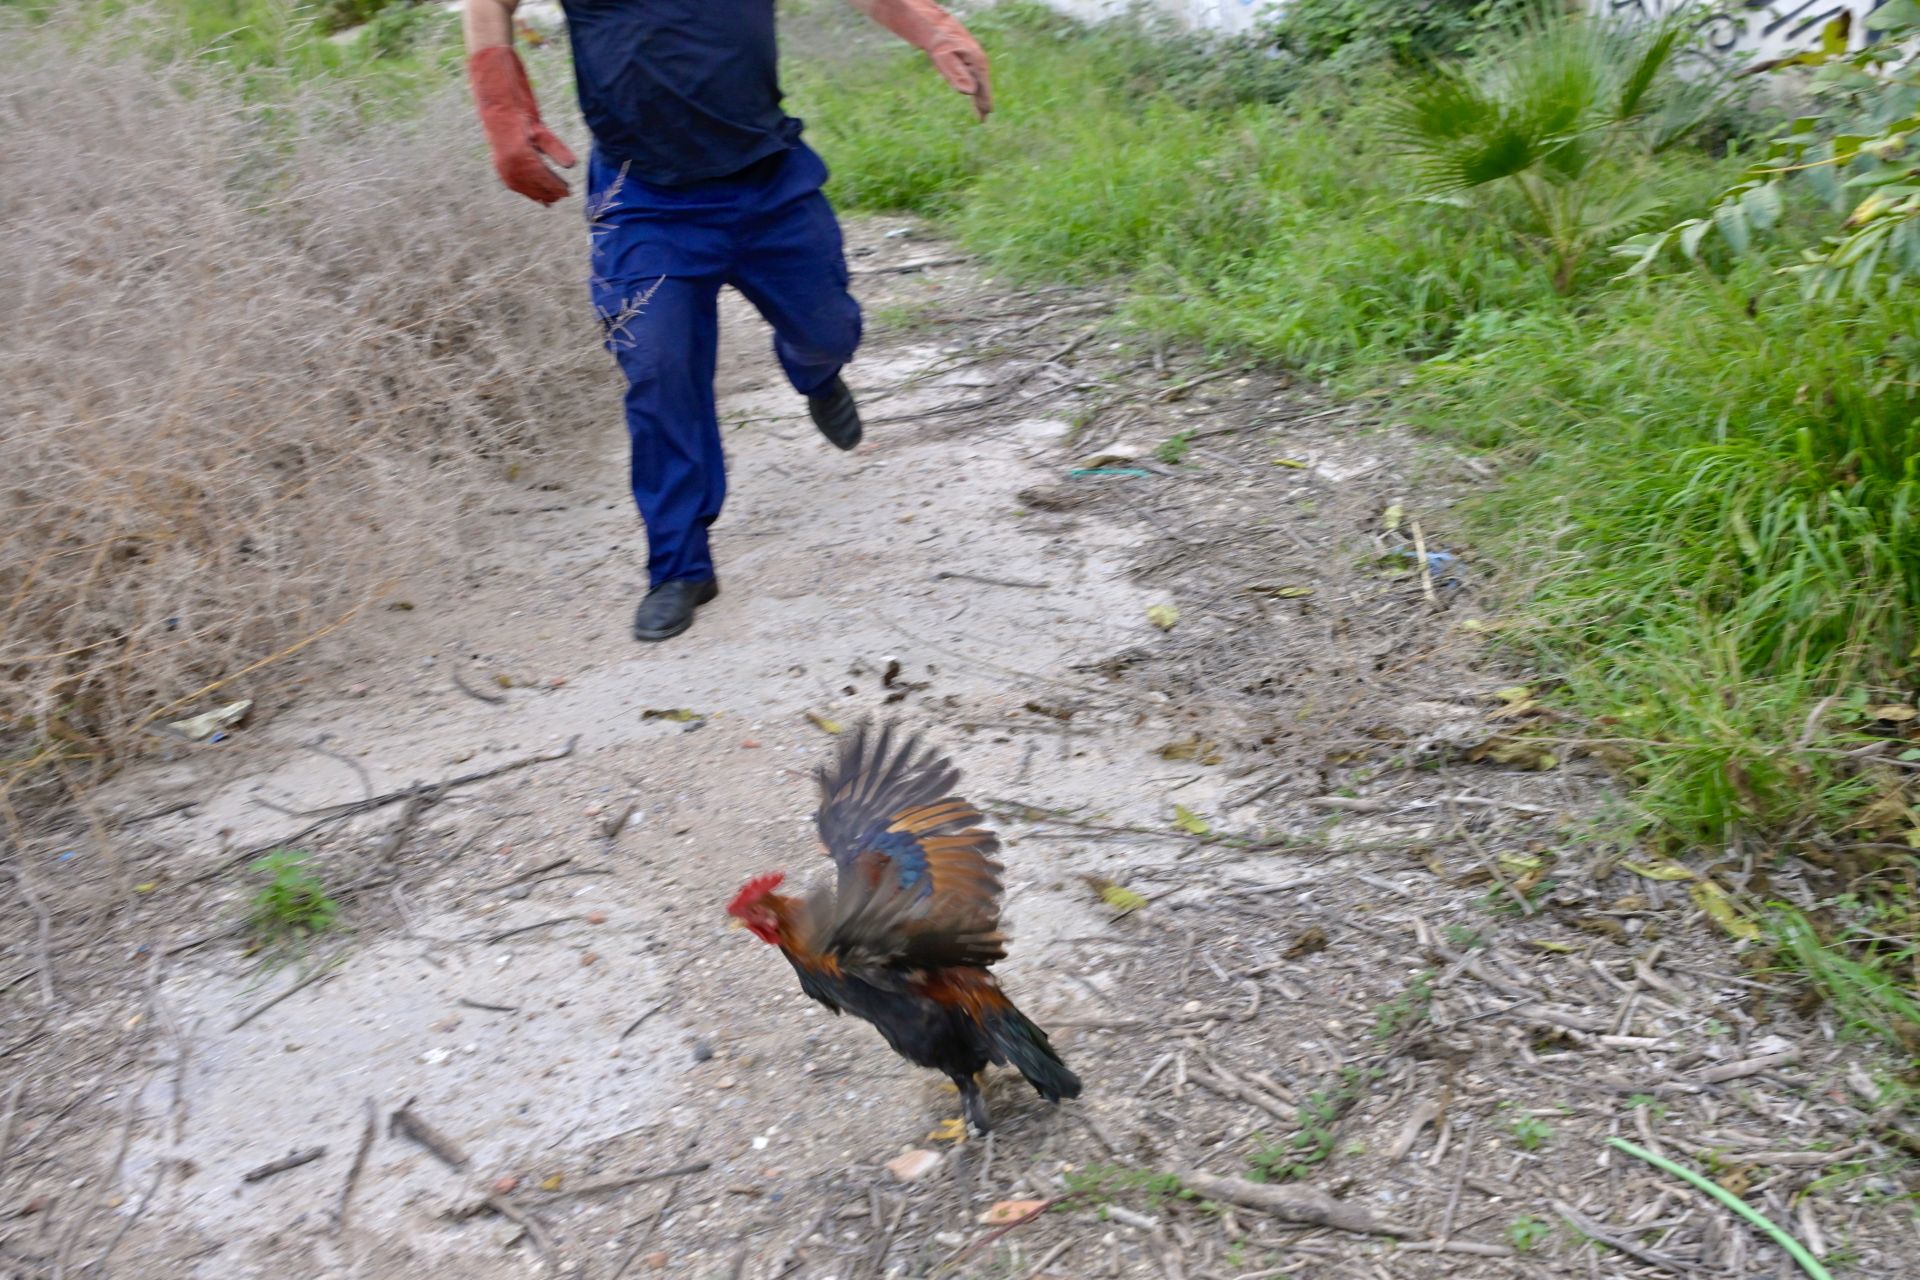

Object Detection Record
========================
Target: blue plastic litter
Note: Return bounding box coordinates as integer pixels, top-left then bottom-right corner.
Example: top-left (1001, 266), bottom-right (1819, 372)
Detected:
top-left (1070, 467), bottom-right (1151, 479)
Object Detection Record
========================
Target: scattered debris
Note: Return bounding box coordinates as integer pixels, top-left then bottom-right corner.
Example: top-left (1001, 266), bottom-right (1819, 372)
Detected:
top-left (165, 699), bottom-right (252, 741)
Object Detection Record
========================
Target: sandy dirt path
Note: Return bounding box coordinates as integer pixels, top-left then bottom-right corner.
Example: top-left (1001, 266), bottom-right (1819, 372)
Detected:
top-left (6, 220), bottom-right (1914, 1280)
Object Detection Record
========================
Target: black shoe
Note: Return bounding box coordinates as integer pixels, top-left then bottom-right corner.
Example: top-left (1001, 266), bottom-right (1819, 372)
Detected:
top-left (632, 578), bottom-right (719, 642)
top-left (807, 375), bottom-right (862, 451)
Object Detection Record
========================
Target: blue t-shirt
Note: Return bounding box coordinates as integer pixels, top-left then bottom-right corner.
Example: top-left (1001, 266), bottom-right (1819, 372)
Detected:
top-left (559, 0), bottom-right (802, 186)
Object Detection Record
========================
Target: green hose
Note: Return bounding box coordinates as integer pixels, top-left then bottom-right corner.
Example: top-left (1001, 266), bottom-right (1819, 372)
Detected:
top-left (1606, 1137), bottom-right (1833, 1280)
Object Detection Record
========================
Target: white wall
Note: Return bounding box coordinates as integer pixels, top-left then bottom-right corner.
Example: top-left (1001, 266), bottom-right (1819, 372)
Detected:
top-left (1031, 0), bottom-right (1900, 67)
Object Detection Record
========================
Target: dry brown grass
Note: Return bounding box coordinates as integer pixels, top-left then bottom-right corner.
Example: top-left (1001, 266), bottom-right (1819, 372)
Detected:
top-left (0, 11), bottom-right (603, 817)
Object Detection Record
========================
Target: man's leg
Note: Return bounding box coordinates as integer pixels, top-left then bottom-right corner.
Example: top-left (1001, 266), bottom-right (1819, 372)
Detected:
top-left (594, 272), bottom-right (728, 637)
top-left (729, 148), bottom-right (865, 447)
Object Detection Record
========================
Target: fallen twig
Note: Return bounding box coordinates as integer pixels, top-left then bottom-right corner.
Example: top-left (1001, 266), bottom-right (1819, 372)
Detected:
top-left (1153, 362), bottom-right (1254, 403)
top-left (450, 667), bottom-right (508, 705)
top-left (1552, 1200), bottom-right (1697, 1275)
top-left (242, 1145), bottom-right (326, 1184)
top-left (190, 737), bottom-right (579, 885)
top-left (853, 254), bottom-right (968, 276)
top-left (1609, 1137), bottom-right (1832, 1280)
top-left (621, 999), bottom-right (669, 1041)
top-left (1173, 1171), bottom-right (1416, 1237)
top-left (229, 954), bottom-right (346, 1032)
top-left (334, 1098), bottom-right (377, 1231)
top-left (610, 1179), bottom-right (683, 1279)
top-left (484, 915), bottom-right (581, 946)
top-left (931, 570), bottom-right (1052, 590)
top-left (1409, 519), bottom-right (1441, 611)
top-left (1692, 1048), bottom-right (1799, 1085)
top-left (486, 1193), bottom-right (560, 1270)
top-left (1, 865), bottom-right (57, 1005)
top-left (390, 1099), bottom-right (469, 1171)
top-left (526, 1161), bottom-right (711, 1205)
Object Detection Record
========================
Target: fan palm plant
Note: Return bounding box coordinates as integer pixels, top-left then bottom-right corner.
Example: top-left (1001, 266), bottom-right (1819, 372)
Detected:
top-left (1385, 6), bottom-right (1722, 291)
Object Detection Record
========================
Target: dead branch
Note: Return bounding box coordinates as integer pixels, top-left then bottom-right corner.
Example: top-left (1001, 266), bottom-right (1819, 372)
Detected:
top-left (242, 1146), bottom-right (326, 1184)
top-left (390, 1099), bottom-right (468, 1171)
top-left (1173, 1171), bottom-right (1416, 1237)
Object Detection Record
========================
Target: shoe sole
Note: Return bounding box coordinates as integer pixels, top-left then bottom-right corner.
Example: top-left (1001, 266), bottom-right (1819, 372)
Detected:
top-left (632, 582), bottom-right (720, 643)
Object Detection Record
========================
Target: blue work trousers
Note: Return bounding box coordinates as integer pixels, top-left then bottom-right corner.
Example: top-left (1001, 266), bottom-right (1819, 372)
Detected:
top-left (586, 142), bottom-right (863, 588)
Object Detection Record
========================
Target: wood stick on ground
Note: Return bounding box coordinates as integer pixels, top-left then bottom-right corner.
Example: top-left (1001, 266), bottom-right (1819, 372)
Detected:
top-left (621, 999), bottom-right (670, 1041)
top-left (450, 666), bottom-right (508, 705)
top-left (1, 865), bottom-right (57, 1005)
top-left (390, 1099), bottom-right (469, 1170)
top-left (486, 1193), bottom-right (560, 1271)
top-left (0, 1081), bottom-right (24, 1188)
top-left (229, 955), bottom-right (346, 1032)
top-left (1436, 1114), bottom-right (1481, 1241)
top-left (1172, 1172), bottom-right (1416, 1237)
top-left (334, 1098), bottom-right (378, 1231)
top-left (1409, 519), bottom-right (1441, 611)
top-left (1552, 1200), bottom-right (1697, 1275)
top-left (526, 1161), bottom-right (711, 1205)
top-left (610, 1180), bottom-right (682, 1280)
top-left (484, 915), bottom-right (582, 946)
top-left (241, 1145), bottom-right (326, 1184)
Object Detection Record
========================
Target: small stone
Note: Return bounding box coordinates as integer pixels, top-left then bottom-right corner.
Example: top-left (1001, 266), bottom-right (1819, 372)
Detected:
top-left (715, 1076), bottom-right (736, 1090)
top-left (691, 1040), bottom-right (714, 1063)
top-left (580, 952), bottom-right (599, 967)
top-left (585, 911), bottom-right (608, 925)
top-left (642, 1251), bottom-right (669, 1270)
top-left (491, 1175), bottom-right (520, 1196)
top-left (885, 1149), bottom-right (942, 1183)
top-left (346, 683), bottom-right (370, 697)
top-left (549, 677), bottom-right (568, 688)
top-left (741, 738), bottom-right (762, 749)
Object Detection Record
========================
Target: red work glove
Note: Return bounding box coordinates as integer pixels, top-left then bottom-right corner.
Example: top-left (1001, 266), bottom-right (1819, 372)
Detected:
top-left (857, 0), bottom-right (992, 121)
top-left (467, 45), bottom-right (577, 204)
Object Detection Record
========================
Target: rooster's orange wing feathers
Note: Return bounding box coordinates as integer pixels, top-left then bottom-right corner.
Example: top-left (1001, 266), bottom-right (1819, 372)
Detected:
top-left (812, 721), bottom-right (1005, 969)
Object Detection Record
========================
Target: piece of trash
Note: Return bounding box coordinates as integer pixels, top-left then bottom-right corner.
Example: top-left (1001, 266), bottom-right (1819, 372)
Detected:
top-left (1146, 604), bottom-right (1180, 631)
top-left (1078, 444), bottom-right (1143, 468)
top-left (166, 699), bottom-right (252, 742)
top-left (642, 708), bottom-right (702, 722)
top-left (885, 1149), bottom-right (942, 1183)
top-left (1069, 467), bottom-right (1151, 479)
top-left (805, 711), bottom-right (843, 735)
top-left (1172, 805), bottom-right (1211, 836)
top-left (979, 1199), bottom-right (1049, 1225)
top-left (1244, 585), bottom-right (1313, 599)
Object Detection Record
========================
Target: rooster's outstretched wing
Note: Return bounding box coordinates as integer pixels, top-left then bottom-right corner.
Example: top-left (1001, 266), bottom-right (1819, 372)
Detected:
top-left (812, 721), bottom-right (1005, 970)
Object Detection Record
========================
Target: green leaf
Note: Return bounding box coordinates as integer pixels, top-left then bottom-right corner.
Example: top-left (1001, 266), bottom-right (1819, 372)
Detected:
top-left (1099, 884), bottom-right (1150, 914)
top-left (1868, 0), bottom-right (1920, 29)
top-left (1680, 218), bottom-right (1714, 258)
top-left (1172, 805), bottom-right (1211, 837)
top-left (1714, 201), bottom-right (1752, 254)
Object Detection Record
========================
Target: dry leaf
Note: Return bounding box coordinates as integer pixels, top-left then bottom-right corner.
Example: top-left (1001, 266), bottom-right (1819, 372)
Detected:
top-left (1621, 860), bottom-right (1694, 882)
top-left (979, 1200), bottom-right (1049, 1225)
top-left (1172, 805), bottom-right (1211, 836)
top-left (1156, 736), bottom-right (1223, 765)
top-left (1270, 457), bottom-right (1308, 469)
top-left (1869, 703), bottom-right (1917, 722)
top-left (1285, 926), bottom-right (1329, 959)
top-left (1147, 604), bottom-right (1180, 631)
top-left (1100, 884), bottom-right (1149, 915)
top-left (1464, 734), bottom-right (1558, 771)
top-left (641, 708), bottom-right (701, 722)
top-left (1245, 585), bottom-right (1314, 598)
top-left (804, 711), bottom-right (843, 734)
top-left (1690, 879), bottom-right (1760, 941)
top-left (1382, 503), bottom-right (1405, 534)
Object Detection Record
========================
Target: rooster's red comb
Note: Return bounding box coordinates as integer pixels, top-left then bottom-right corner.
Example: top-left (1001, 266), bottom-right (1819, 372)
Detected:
top-left (726, 872), bottom-right (785, 917)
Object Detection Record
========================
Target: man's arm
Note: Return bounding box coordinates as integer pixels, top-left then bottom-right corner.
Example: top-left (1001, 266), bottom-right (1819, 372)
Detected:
top-left (465, 0), bottom-right (577, 204)
top-left (848, 0), bottom-right (991, 121)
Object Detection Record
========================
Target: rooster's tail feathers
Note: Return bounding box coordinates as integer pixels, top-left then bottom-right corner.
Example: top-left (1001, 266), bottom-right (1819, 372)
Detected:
top-left (986, 1005), bottom-right (1082, 1103)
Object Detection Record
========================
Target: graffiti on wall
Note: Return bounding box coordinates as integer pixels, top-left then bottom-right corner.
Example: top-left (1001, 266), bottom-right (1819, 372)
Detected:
top-left (1601, 0), bottom-right (1900, 72)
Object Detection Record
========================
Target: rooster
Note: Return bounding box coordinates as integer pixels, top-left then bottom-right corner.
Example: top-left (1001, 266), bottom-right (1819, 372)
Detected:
top-left (727, 722), bottom-right (1081, 1136)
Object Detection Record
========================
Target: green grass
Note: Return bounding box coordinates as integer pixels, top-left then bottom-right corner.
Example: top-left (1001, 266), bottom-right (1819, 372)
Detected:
top-left (791, 4), bottom-right (1920, 1051)
top-left (4, 0), bottom-right (464, 102)
top-left (247, 848), bottom-right (339, 946)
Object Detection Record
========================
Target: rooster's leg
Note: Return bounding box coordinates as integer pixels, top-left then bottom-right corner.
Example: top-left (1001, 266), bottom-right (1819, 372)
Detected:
top-left (960, 1071), bottom-right (992, 1135)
